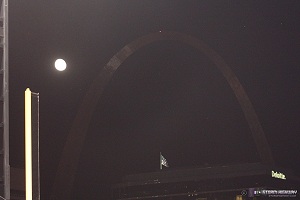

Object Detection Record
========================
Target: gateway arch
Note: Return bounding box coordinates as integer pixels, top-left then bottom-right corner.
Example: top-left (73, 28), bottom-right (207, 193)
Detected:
top-left (52, 31), bottom-right (274, 199)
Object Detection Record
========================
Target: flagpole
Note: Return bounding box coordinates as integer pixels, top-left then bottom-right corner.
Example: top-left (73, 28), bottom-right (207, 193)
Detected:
top-left (160, 152), bottom-right (162, 170)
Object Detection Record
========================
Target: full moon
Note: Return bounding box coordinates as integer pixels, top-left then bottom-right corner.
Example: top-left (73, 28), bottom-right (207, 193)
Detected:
top-left (55, 59), bottom-right (67, 71)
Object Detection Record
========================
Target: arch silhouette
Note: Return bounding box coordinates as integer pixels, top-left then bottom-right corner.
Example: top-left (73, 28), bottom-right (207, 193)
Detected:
top-left (52, 31), bottom-right (274, 199)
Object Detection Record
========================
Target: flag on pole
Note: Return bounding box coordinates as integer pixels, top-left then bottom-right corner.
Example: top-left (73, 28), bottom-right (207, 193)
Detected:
top-left (160, 152), bottom-right (169, 169)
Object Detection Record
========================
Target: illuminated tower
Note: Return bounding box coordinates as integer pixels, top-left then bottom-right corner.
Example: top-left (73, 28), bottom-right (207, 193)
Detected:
top-left (0, 0), bottom-right (10, 199)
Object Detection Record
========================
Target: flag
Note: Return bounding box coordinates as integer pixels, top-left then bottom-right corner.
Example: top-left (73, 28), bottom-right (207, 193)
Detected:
top-left (160, 152), bottom-right (169, 169)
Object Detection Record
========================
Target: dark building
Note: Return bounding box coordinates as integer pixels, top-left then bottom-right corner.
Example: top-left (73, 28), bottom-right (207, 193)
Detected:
top-left (112, 163), bottom-right (299, 200)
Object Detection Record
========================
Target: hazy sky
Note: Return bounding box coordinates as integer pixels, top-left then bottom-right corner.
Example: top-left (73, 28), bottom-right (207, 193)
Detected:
top-left (9, 1), bottom-right (300, 199)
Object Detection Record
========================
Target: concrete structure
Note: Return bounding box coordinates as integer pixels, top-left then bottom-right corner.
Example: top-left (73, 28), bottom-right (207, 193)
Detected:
top-left (0, 0), bottom-right (9, 199)
top-left (53, 31), bottom-right (274, 199)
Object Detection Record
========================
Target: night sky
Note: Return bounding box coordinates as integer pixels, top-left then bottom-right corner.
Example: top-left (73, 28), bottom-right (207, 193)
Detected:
top-left (9, 1), bottom-right (300, 199)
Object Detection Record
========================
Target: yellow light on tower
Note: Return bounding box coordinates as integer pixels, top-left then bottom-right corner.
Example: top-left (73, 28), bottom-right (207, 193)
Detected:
top-left (25, 88), bottom-right (32, 200)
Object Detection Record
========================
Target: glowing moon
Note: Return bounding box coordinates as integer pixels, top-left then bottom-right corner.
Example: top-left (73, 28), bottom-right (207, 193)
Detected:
top-left (55, 59), bottom-right (67, 71)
